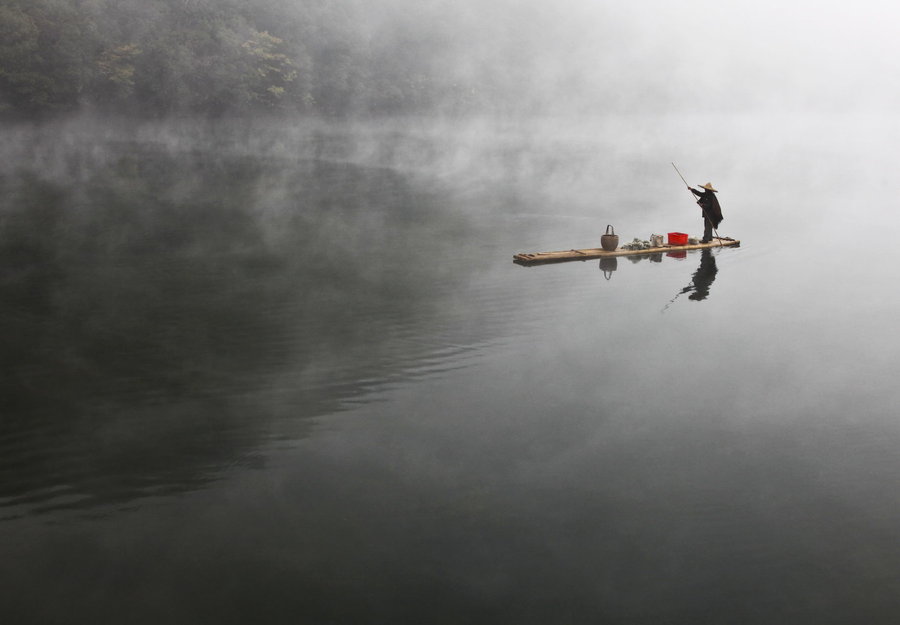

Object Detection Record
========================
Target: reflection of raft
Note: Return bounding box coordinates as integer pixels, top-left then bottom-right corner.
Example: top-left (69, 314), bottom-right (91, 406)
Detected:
top-left (513, 237), bottom-right (740, 266)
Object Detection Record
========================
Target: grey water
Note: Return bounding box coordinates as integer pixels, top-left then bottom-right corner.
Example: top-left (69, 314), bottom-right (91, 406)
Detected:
top-left (1, 114), bottom-right (900, 624)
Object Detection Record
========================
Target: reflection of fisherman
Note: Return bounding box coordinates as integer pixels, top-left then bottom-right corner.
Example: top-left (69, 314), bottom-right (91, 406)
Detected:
top-left (684, 248), bottom-right (717, 301)
top-left (661, 248), bottom-right (719, 311)
top-left (688, 182), bottom-right (723, 243)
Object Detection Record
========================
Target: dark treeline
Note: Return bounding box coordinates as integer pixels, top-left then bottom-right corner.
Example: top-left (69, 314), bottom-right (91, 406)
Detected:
top-left (0, 0), bottom-right (539, 118)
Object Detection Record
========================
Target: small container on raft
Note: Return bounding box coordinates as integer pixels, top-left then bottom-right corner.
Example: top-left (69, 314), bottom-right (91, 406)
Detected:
top-left (601, 225), bottom-right (619, 251)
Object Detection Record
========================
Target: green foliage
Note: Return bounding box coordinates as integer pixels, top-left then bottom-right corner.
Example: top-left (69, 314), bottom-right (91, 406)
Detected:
top-left (0, 0), bottom-right (517, 117)
top-left (240, 30), bottom-right (297, 108)
top-left (96, 43), bottom-right (141, 98)
top-left (0, 5), bottom-right (42, 111)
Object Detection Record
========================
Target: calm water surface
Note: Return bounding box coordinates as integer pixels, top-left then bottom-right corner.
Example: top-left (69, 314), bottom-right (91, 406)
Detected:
top-left (1, 116), bottom-right (899, 624)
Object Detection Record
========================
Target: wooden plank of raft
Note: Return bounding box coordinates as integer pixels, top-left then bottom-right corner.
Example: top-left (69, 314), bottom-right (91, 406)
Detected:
top-left (512, 238), bottom-right (740, 265)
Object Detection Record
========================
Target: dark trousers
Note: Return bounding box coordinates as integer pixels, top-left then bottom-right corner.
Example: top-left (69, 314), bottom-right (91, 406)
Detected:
top-left (702, 217), bottom-right (714, 242)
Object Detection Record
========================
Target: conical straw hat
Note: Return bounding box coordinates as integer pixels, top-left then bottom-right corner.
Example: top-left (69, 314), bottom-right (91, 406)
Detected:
top-left (699, 182), bottom-right (718, 192)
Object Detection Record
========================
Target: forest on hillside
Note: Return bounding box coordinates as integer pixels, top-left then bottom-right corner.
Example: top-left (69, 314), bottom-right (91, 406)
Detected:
top-left (0, 0), bottom-right (586, 118)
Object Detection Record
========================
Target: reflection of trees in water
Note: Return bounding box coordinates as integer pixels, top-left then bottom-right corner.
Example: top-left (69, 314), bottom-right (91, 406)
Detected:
top-left (0, 148), bottom-right (472, 517)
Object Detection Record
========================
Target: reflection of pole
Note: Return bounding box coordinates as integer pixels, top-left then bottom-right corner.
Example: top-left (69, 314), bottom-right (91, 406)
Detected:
top-left (672, 162), bottom-right (720, 241)
top-left (661, 284), bottom-right (691, 312)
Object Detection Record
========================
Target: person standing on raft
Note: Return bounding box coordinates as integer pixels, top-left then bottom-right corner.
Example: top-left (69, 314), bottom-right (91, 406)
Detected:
top-left (688, 183), bottom-right (723, 243)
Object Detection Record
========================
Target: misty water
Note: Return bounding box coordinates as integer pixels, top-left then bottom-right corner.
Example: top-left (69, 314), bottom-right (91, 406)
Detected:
top-left (2, 114), bottom-right (900, 624)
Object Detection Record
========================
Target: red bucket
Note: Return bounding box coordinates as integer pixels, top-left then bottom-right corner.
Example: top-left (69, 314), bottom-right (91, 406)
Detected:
top-left (667, 232), bottom-right (688, 245)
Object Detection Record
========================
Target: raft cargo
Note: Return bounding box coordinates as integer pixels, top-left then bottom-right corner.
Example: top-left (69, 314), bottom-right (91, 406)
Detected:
top-left (513, 237), bottom-right (740, 266)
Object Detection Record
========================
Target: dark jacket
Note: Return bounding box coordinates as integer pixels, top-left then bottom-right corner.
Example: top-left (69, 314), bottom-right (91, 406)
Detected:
top-left (690, 188), bottom-right (723, 227)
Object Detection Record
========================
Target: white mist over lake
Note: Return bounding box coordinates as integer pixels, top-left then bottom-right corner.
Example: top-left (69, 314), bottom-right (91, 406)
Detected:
top-left (2, 0), bottom-right (900, 622)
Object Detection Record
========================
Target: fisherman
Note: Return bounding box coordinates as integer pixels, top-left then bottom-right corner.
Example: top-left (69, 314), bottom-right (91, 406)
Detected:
top-left (688, 182), bottom-right (723, 243)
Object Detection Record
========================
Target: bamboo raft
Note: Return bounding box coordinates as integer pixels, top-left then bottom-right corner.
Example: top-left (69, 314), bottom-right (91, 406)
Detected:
top-left (513, 237), bottom-right (740, 265)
